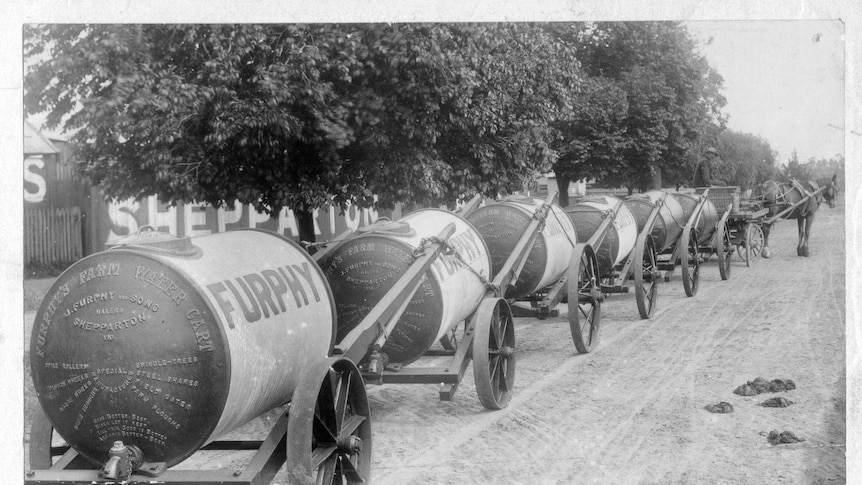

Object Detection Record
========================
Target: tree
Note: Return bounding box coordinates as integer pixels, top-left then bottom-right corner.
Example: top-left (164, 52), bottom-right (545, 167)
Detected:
top-left (783, 151), bottom-right (812, 180)
top-left (551, 76), bottom-right (629, 206)
top-left (715, 129), bottom-right (778, 188)
top-left (805, 153), bottom-right (844, 189)
top-left (563, 22), bottom-right (726, 192)
top-left (25, 24), bottom-right (582, 242)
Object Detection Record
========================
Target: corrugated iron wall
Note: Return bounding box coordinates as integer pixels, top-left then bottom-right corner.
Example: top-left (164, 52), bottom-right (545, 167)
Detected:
top-left (23, 206), bottom-right (83, 265)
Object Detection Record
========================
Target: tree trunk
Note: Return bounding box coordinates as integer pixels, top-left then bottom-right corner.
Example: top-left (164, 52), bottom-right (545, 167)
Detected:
top-left (555, 174), bottom-right (571, 208)
top-left (650, 164), bottom-right (662, 190)
top-left (295, 208), bottom-right (317, 252)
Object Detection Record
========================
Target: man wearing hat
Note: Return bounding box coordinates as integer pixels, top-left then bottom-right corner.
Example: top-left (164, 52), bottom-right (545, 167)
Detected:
top-left (693, 146), bottom-right (722, 187)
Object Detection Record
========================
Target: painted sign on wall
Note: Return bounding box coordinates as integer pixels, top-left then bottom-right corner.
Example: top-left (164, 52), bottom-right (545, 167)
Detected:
top-left (102, 196), bottom-right (401, 249)
top-left (24, 156), bottom-right (48, 204)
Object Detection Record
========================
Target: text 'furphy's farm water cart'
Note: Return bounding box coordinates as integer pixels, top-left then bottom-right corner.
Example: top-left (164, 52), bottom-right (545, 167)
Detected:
top-left (26, 202), bottom-right (502, 485)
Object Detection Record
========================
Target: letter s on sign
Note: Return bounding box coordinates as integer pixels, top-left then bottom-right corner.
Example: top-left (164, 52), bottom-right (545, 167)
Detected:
top-left (106, 198), bottom-right (141, 245)
top-left (24, 157), bottom-right (46, 203)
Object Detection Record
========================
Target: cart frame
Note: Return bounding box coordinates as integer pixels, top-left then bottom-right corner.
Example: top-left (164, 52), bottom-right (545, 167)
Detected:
top-left (26, 222), bottom-right (463, 485)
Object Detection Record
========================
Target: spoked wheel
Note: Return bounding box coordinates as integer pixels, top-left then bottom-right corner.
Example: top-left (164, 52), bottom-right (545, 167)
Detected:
top-left (439, 320), bottom-right (464, 351)
top-left (568, 243), bottom-right (602, 353)
top-left (634, 235), bottom-right (659, 319)
top-left (287, 357), bottom-right (372, 485)
top-left (680, 228), bottom-right (700, 297)
top-left (472, 297), bottom-right (516, 410)
top-left (716, 221), bottom-right (733, 281)
top-left (743, 223), bottom-right (764, 267)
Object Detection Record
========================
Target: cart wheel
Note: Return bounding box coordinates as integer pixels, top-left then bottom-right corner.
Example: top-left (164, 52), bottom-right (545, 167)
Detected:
top-left (568, 243), bottom-right (602, 353)
top-left (287, 357), bottom-right (372, 485)
top-left (439, 321), bottom-right (463, 351)
top-left (634, 235), bottom-right (659, 319)
top-left (744, 223), bottom-right (764, 267)
top-left (680, 228), bottom-right (700, 297)
top-left (717, 221), bottom-right (732, 280)
top-left (29, 405), bottom-right (55, 470)
top-left (472, 297), bottom-right (516, 410)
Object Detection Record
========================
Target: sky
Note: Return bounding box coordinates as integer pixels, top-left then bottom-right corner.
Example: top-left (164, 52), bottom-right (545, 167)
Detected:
top-left (685, 20), bottom-right (845, 165)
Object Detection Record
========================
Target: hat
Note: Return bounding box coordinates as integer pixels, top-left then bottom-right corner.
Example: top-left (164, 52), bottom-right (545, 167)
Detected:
top-left (705, 147), bottom-right (718, 156)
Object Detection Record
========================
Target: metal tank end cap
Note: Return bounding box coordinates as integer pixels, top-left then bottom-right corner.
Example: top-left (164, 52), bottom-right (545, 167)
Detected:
top-left (108, 225), bottom-right (200, 256)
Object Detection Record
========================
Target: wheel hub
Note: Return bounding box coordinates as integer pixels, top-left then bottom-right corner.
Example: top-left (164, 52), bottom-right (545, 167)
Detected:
top-left (499, 346), bottom-right (515, 358)
top-left (337, 435), bottom-right (363, 454)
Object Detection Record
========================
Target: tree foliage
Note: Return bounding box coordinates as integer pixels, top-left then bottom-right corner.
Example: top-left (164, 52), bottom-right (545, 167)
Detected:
top-left (803, 153), bottom-right (844, 189)
top-left (26, 22), bottom-right (737, 236)
top-left (714, 129), bottom-right (778, 188)
top-left (554, 22), bottom-right (727, 193)
top-left (24, 24), bottom-right (584, 241)
top-left (782, 151), bottom-right (811, 180)
top-left (781, 152), bottom-right (843, 189)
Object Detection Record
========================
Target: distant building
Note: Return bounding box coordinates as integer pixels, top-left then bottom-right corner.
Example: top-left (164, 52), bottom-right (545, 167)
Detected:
top-left (522, 172), bottom-right (587, 199)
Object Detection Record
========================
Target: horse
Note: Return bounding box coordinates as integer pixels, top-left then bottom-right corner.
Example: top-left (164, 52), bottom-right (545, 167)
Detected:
top-left (754, 174), bottom-right (838, 258)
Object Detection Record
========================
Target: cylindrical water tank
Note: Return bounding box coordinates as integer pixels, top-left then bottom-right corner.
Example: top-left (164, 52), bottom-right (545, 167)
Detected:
top-left (564, 196), bottom-right (638, 276)
top-left (318, 209), bottom-right (491, 365)
top-left (670, 193), bottom-right (718, 244)
top-left (624, 190), bottom-right (687, 252)
top-left (29, 229), bottom-right (336, 468)
top-left (466, 197), bottom-right (577, 300)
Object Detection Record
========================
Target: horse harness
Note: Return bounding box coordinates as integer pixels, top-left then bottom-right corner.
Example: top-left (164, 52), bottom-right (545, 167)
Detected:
top-left (760, 179), bottom-right (823, 218)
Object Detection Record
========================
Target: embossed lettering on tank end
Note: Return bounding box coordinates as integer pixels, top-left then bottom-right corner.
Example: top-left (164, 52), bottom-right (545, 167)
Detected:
top-left (134, 265), bottom-right (188, 306)
top-left (186, 309), bottom-right (214, 352)
top-left (34, 282), bottom-right (70, 357)
top-left (78, 262), bottom-right (121, 285)
top-left (72, 312), bottom-right (149, 333)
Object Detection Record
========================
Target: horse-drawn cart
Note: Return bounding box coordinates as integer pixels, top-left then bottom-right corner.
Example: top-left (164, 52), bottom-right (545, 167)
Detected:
top-left (631, 189), bottom-right (711, 297)
top-left (695, 186), bottom-right (771, 276)
top-left (25, 199), bottom-right (512, 484)
top-left (467, 192), bottom-right (662, 354)
top-left (315, 197), bottom-right (516, 410)
top-left (726, 192), bottom-right (769, 267)
top-left (564, 195), bottom-right (661, 322)
top-left (467, 192), bottom-right (612, 354)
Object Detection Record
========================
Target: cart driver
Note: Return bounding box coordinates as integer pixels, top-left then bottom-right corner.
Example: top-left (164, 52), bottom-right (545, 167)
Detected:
top-left (693, 147), bottom-right (725, 187)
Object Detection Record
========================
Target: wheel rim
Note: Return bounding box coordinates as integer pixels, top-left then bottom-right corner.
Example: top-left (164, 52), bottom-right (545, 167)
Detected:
top-left (472, 298), bottom-right (516, 410)
top-left (569, 245), bottom-right (602, 353)
top-left (718, 222), bottom-right (732, 280)
top-left (287, 357), bottom-right (372, 485)
top-left (635, 235), bottom-right (659, 319)
top-left (681, 228), bottom-right (699, 297)
top-left (745, 224), bottom-right (764, 266)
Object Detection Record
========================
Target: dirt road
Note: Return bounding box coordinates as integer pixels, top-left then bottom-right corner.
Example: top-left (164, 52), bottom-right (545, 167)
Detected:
top-left (22, 198), bottom-right (847, 484)
top-left (361, 200), bottom-right (846, 484)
